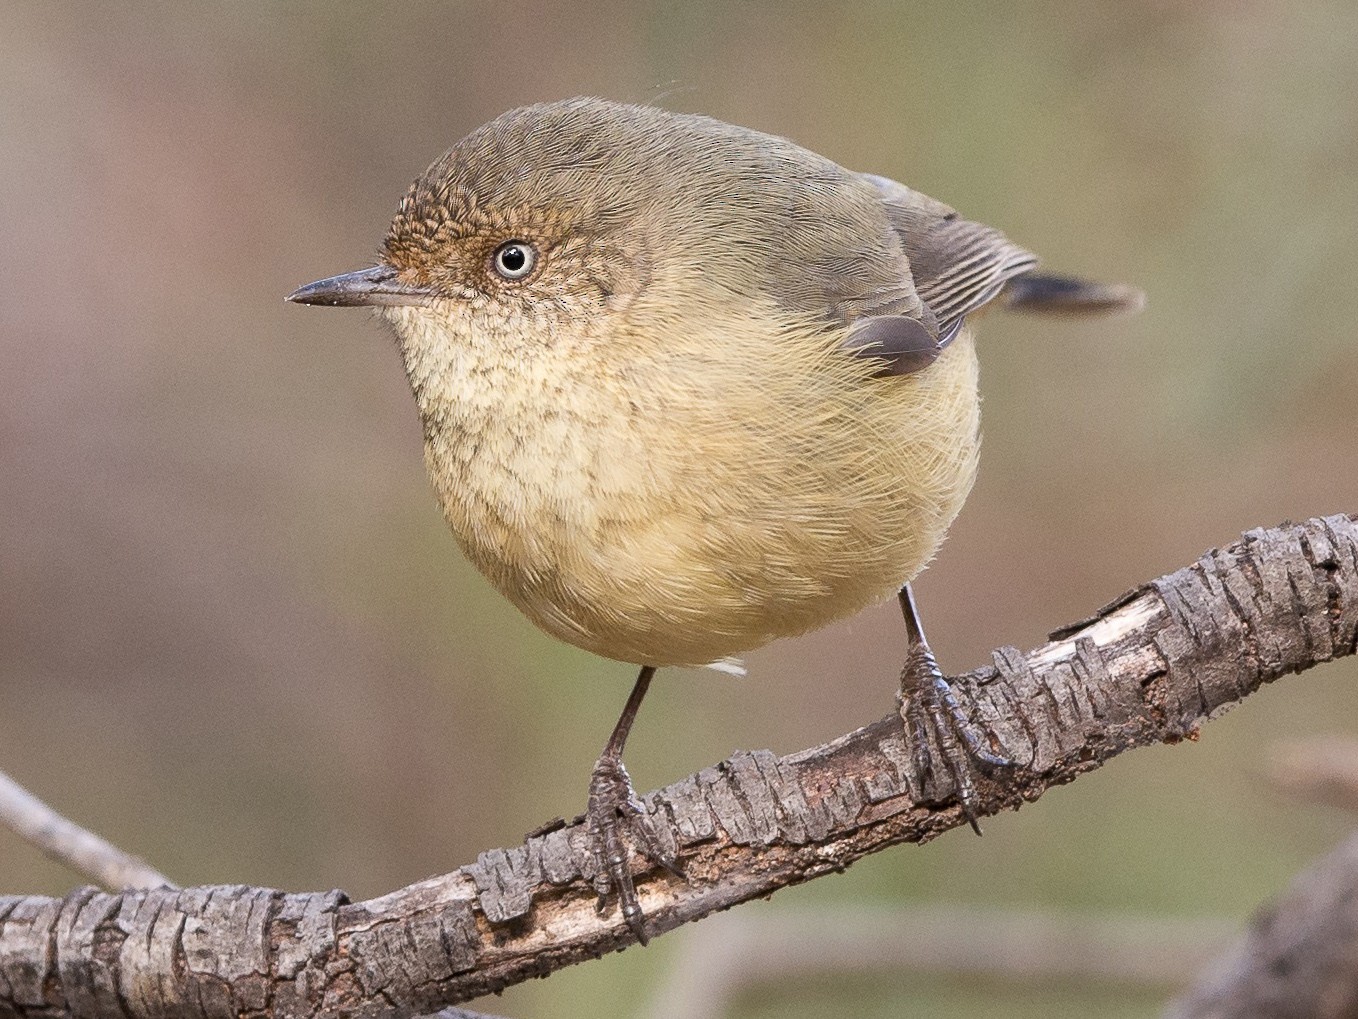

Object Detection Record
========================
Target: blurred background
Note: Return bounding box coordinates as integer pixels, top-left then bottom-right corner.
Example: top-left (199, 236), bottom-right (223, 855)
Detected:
top-left (3, 2), bottom-right (1357, 1016)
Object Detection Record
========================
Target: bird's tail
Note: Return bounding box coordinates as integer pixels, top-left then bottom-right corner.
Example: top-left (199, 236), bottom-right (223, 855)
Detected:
top-left (1002, 272), bottom-right (1145, 318)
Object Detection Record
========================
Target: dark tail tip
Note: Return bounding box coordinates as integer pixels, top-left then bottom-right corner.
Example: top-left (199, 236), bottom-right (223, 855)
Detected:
top-left (1003, 272), bottom-right (1145, 318)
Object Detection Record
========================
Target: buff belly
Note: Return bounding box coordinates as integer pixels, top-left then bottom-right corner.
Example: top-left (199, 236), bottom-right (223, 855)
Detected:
top-left (415, 317), bottom-right (981, 668)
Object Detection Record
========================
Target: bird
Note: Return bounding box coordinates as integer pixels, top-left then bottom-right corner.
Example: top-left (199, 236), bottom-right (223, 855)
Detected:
top-left (287, 96), bottom-right (1141, 942)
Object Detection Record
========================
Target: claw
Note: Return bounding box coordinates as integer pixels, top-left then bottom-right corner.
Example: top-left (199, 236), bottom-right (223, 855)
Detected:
top-left (899, 641), bottom-right (1013, 831)
top-left (586, 754), bottom-right (679, 944)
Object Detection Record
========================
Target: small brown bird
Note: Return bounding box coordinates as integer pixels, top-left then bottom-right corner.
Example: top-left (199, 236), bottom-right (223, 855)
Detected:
top-left (289, 97), bottom-right (1140, 941)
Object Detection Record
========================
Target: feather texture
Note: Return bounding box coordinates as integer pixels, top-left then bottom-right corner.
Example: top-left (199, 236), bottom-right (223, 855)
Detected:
top-left (861, 173), bottom-right (1040, 334)
top-left (368, 99), bottom-right (1124, 667)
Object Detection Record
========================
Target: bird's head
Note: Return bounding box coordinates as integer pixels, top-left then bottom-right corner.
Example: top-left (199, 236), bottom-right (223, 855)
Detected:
top-left (287, 99), bottom-right (669, 363)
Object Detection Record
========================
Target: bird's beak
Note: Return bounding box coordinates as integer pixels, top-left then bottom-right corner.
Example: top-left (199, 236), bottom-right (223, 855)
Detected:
top-left (285, 265), bottom-right (435, 308)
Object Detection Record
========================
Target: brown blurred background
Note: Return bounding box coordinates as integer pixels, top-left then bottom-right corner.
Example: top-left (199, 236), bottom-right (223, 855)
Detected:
top-left (3, 2), bottom-right (1357, 1016)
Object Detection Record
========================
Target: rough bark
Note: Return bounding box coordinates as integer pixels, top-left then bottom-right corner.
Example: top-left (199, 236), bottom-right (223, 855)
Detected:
top-left (2, 515), bottom-right (1355, 1019)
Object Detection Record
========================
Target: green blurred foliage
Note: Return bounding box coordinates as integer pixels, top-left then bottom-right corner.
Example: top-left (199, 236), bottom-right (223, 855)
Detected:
top-left (2, 2), bottom-right (1356, 1016)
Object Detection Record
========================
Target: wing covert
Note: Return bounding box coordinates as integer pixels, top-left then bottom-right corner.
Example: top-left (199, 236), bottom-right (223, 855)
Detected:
top-left (862, 173), bottom-right (1039, 334)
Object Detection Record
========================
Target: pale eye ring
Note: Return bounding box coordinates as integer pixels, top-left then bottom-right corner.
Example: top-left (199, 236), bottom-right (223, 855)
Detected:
top-left (492, 240), bottom-right (537, 280)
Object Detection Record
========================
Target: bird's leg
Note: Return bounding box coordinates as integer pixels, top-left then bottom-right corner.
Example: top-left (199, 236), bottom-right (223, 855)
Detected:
top-left (586, 665), bottom-right (680, 944)
top-left (896, 584), bottom-right (1011, 834)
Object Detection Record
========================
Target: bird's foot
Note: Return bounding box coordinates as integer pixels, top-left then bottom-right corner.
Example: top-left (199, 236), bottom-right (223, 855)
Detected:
top-left (586, 754), bottom-right (681, 944)
top-left (897, 642), bottom-right (1012, 834)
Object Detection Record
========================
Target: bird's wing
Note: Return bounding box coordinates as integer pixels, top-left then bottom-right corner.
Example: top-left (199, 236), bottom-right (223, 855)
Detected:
top-left (837, 175), bottom-right (1141, 375)
top-left (832, 174), bottom-right (1037, 377)
top-left (861, 173), bottom-right (1040, 335)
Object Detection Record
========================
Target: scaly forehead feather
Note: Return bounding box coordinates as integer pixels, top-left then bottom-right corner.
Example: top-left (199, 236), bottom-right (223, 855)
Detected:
top-left (386, 100), bottom-right (683, 249)
top-left (383, 97), bottom-right (856, 250)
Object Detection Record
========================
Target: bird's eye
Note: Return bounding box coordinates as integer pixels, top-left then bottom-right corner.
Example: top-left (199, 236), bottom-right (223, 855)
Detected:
top-left (492, 240), bottom-right (537, 281)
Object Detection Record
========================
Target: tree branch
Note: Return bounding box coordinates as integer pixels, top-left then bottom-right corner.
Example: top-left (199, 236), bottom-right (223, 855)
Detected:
top-left (0, 770), bottom-right (174, 893)
top-left (2, 514), bottom-right (1355, 1019)
top-left (648, 904), bottom-right (1236, 1019)
top-left (1162, 739), bottom-right (1358, 1017)
top-left (1164, 832), bottom-right (1358, 1018)
top-left (1266, 737), bottom-right (1358, 814)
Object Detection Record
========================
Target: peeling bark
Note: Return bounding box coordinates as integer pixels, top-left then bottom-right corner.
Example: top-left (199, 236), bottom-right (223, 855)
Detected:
top-left (2, 515), bottom-right (1355, 1019)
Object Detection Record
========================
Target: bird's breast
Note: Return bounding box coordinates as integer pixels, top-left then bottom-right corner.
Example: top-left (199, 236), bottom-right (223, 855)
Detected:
top-left (396, 306), bottom-right (980, 667)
